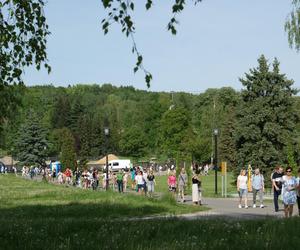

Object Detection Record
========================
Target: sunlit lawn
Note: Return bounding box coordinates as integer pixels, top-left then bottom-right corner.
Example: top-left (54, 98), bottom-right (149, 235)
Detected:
top-left (152, 171), bottom-right (236, 197)
top-left (1, 174), bottom-right (299, 249)
top-left (0, 175), bottom-right (207, 219)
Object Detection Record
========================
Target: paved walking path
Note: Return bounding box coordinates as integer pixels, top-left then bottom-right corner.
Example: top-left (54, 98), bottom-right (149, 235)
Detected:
top-left (174, 195), bottom-right (299, 219)
top-left (24, 176), bottom-right (299, 220)
top-left (122, 196), bottom-right (299, 221)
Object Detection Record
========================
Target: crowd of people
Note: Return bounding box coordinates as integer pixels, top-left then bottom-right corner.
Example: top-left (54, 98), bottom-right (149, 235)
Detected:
top-left (237, 166), bottom-right (300, 217)
top-left (9, 162), bottom-right (300, 217)
top-left (0, 164), bottom-right (8, 174)
top-left (18, 163), bottom-right (203, 204)
top-left (21, 166), bottom-right (40, 178)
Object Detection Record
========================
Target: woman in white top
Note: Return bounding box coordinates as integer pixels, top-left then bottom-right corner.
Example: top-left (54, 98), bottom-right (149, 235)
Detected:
top-left (237, 169), bottom-right (248, 208)
top-left (135, 171), bottom-right (144, 194)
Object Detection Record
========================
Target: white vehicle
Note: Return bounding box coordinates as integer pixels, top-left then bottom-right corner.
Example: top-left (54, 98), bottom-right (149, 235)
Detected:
top-left (103, 159), bottom-right (131, 171)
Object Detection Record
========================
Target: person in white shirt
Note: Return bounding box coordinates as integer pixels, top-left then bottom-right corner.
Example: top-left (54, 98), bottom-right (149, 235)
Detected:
top-left (237, 169), bottom-right (248, 208)
top-left (135, 171), bottom-right (144, 194)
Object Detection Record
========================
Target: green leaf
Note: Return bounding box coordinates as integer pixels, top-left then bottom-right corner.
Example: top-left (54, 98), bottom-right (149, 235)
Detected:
top-left (145, 0), bottom-right (153, 10)
top-left (121, 2), bottom-right (127, 10)
top-left (102, 22), bottom-right (109, 30)
top-left (130, 2), bottom-right (134, 11)
top-left (145, 73), bottom-right (152, 87)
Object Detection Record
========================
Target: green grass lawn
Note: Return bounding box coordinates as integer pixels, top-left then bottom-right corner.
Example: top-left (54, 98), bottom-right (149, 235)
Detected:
top-left (153, 171), bottom-right (236, 197)
top-left (0, 175), bottom-right (207, 219)
top-left (1, 174), bottom-right (300, 249)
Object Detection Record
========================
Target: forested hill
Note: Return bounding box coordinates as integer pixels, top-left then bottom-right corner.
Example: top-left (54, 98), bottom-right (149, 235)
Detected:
top-left (1, 65), bottom-right (300, 174)
top-left (0, 84), bottom-right (240, 166)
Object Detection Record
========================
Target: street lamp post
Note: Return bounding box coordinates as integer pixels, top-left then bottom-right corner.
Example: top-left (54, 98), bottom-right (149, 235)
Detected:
top-left (213, 129), bottom-right (218, 195)
top-left (11, 147), bottom-right (14, 172)
top-left (104, 127), bottom-right (110, 191)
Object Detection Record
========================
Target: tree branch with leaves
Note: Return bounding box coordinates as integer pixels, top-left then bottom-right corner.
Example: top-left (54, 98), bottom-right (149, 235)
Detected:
top-left (100, 0), bottom-right (202, 87)
top-left (285, 0), bottom-right (300, 51)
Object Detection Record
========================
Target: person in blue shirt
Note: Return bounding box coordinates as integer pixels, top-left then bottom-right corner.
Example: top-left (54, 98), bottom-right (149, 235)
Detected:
top-left (251, 168), bottom-right (265, 208)
top-left (282, 166), bottom-right (297, 218)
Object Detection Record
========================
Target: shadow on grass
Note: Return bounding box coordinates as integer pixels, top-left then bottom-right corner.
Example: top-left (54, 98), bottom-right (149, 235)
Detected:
top-left (0, 202), bottom-right (168, 220)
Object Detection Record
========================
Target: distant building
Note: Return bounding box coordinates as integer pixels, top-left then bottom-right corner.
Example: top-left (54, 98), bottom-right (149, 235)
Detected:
top-left (0, 156), bottom-right (19, 170)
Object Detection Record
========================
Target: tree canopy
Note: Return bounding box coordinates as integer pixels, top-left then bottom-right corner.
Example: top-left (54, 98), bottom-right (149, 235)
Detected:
top-left (1, 55), bottom-right (300, 171)
top-left (235, 55), bottom-right (299, 175)
top-left (15, 111), bottom-right (48, 166)
top-left (0, 83), bottom-right (244, 165)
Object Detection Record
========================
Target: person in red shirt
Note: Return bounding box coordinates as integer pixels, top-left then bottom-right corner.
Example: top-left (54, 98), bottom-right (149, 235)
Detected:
top-left (64, 168), bottom-right (72, 185)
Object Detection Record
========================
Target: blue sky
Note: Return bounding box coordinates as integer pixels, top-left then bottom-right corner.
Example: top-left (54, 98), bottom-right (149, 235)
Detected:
top-left (23, 0), bottom-right (300, 93)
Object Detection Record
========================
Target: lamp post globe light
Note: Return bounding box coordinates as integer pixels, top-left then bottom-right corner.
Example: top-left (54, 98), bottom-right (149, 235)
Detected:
top-left (104, 128), bottom-right (110, 136)
top-left (213, 128), bottom-right (218, 195)
top-left (104, 127), bottom-right (110, 190)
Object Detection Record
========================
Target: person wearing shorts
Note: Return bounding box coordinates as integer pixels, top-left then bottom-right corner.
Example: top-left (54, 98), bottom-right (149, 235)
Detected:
top-left (237, 169), bottom-right (248, 208)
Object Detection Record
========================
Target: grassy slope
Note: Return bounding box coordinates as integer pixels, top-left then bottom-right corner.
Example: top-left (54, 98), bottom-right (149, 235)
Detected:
top-left (1, 175), bottom-right (300, 249)
top-left (0, 175), bottom-right (207, 219)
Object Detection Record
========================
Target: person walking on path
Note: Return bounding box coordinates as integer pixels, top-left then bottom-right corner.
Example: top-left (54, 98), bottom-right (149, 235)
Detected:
top-left (297, 168), bottom-right (300, 216)
top-left (192, 173), bottom-right (201, 205)
top-left (51, 168), bottom-right (56, 182)
top-left (282, 166), bottom-right (297, 218)
top-left (92, 169), bottom-right (99, 190)
top-left (143, 169), bottom-right (148, 196)
top-left (168, 171), bottom-right (177, 195)
top-left (147, 170), bottom-right (155, 197)
top-left (237, 169), bottom-right (248, 209)
top-left (130, 167), bottom-right (136, 190)
top-left (110, 171), bottom-right (116, 191)
top-left (272, 166), bottom-right (284, 212)
top-left (123, 171), bottom-right (128, 192)
top-left (178, 168), bottom-right (188, 203)
top-left (135, 171), bottom-right (144, 194)
top-left (251, 168), bottom-right (265, 208)
top-left (116, 170), bottom-right (124, 193)
top-left (64, 168), bottom-right (72, 185)
top-left (74, 167), bottom-right (81, 187)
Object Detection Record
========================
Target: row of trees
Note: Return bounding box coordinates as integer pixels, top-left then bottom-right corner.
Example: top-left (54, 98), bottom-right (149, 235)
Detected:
top-left (0, 56), bottom-right (299, 176)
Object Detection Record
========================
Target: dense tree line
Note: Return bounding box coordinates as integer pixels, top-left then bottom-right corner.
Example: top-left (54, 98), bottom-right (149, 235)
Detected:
top-left (0, 83), bottom-right (238, 165)
top-left (1, 56), bottom-right (300, 177)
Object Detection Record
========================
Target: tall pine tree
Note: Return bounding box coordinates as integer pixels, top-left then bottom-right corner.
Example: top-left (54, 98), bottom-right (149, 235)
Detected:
top-left (15, 111), bottom-right (48, 166)
top-left (235, 55), bottom-right (298, 177)
top-left (59, 128), bottom-right (77, 170)
top-left (219, 106), bottom-right (237, 170)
